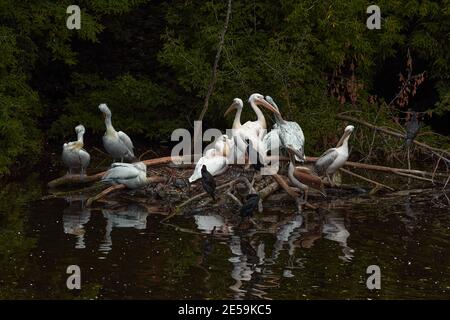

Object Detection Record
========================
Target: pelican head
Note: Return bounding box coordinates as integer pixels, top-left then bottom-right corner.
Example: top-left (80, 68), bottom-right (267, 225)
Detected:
top-left (337, 125), bottom-right (355, 147)
top-left (248, 93), bottom-right (281, 115)
top-left (345, 125), bottom-right (355, 133)
top-left (75, 124), bottom-right (85, 135)
top-left (265, 95), bottom-right (284, 121)
top-left (224, 98), bottom-right (243, 117)
top-left (98, 103), bottom-right (111, 118)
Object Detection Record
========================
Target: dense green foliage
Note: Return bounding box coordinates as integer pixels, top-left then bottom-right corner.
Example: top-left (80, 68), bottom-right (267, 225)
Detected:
top-left (0, 0), bottom-right (449, 176)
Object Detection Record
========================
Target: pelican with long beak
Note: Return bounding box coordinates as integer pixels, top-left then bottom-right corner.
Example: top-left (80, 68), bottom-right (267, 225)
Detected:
top-left (224, 94), bottom-right (280, 164)
top-left (62, 124), bottom-right (90, 175)
top-left (99, 103), bottom-right (135, 162)
top-left (224, 98), bottom-right (244, 129)
top-left (224, 94), bottom-right (280, 139)
top-left (314, 125), bottom-right (355, 186)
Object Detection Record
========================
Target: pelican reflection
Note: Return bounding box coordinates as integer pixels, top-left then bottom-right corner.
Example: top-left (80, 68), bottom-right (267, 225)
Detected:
top-left (62, 196), bottom-right (90, 249)
top-left (99, 204), bottom-right (149, 253)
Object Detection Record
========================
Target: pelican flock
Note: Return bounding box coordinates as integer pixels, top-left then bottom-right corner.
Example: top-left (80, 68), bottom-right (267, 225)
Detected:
top-left (224, 93), bottom-right (280, 165)
top-left (58, 94), bottom-right (355, 209)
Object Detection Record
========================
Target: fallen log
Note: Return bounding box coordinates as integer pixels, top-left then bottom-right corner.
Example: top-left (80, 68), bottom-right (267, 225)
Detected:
top-left (272, 174), bottom-right (317, 210)
top-left (305, 156), bottom-right (448, 181)
top-left (339, 168), bottom-right (395, 191)
top-left (86, 184), bottom-right (126, 207)
top-left (48, 155), bottom-right (190, 188)
top-left (336, 114), bottom-right (450, 160)
top-left (85, 176), bottom-right (168, 207)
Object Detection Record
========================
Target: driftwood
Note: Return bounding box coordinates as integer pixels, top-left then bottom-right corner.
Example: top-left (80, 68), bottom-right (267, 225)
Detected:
top-left (86, 184), bottom-right (126, 207)
top-left (339, 168), bottom-right (395, 191)
top-left (272, 174), bottom-right (317, 210)
top-left (85, 175), bottom-right (168, 207)
top-left (305, 156), bottom-right (448, 183)
top-left (336, 113), bottom-right (450, 160)
top-left (48, 155), bottom-right (190, 188)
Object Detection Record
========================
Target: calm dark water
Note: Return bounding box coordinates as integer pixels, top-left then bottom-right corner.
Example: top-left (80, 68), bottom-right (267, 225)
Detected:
top-left (1, 175), bottom-right (450, 300)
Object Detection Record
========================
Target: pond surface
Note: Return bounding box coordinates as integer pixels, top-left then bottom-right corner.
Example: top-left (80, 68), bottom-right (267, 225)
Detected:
top-left (1, 173), bottom-right (450, 300)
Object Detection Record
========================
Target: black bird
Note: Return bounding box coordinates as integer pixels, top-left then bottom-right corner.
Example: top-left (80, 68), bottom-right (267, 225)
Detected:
top-left (245, 139), bottom-right (264, 171)
top-left (239, 193), bottom-right (260, 218)
top-left (405, 111), bottom-right (419, 147)
top-left (201, 165), bottom-right (216, 200)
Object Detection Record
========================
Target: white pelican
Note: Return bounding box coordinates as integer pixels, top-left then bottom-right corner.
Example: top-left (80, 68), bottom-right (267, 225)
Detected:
top-left (62, 124), bottom-right (90, 175)
top-left (188, 135), bottom-right (233, 183)
top-left (224, 95), bottom-right (280, 164)
top-left (263, 96), bottom-right (305, 162)
top-left (243, 93), bottom-right (280, 138)
top-left (98, 103), bottom-right (135, 162)
top-left (102, 162), bottom-right (148, 189)
top-left (314, 125), bottom-right (355, 186)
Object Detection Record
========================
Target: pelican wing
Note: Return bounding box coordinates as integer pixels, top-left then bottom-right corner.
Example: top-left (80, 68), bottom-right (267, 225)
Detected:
top-left (117, 131), bottom-right (134, 154)
top-left (280, 121), bottom-right (305, 161)
top-left (188, 156), bottom-right (208, 183)
top-left (189, 156), bottom-right (227, 183)
top-left (102, 163), bottom-right (139, 183)
top-left (314, 148), bottom-right (338, 176)
top-left (79, 149), bottom-right (91, 168)
top-left (262, 128), bottom-right (280, 153)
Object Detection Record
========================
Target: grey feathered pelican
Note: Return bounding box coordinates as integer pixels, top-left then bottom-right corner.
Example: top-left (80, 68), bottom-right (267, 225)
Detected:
top-left (263, 96), bottom-right (305, 162)
top-left (286, 148), bottom-right (309, 205)
top-left (314, 125), bottom-right (354, 186)
top-left (62, 124), bottom-right (90, 175)
top-left (99, 103), bottom-right (135, 162)
top-left (102, 162), bottom-right (148, 189)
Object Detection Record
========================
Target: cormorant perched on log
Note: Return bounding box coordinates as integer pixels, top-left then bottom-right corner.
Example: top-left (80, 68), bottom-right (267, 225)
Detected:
top-left (405, 111), bottom-right (419, 147)
top-left (201, 165), bottom-right (216, 200)
top-left (239, 193), bottom-right (260, 218)
top-left (245, 138), bottom-right (264, 171)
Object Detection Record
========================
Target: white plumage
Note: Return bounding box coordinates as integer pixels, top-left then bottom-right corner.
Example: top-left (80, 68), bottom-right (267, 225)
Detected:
top-left (62, 124), bottom-right (90, 175)
top-left (102, 162), bottom-right (148, 189)
top-left (224, 95), bottom-right (281, 164)
top-left (99, 103), bottom-right (135, 162)
top-left (188, 135), bottom-right (234, 183)
top-left (314, 125), bottom-right (355, 185)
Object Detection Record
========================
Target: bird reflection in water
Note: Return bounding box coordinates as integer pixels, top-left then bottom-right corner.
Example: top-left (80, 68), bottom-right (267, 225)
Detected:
top-left (228, 233), bottom-right (269, 300)
top-left (192, 209), bottom-right (354, 298)
top-left (270, 214), bottom-right (305, 278)
top-left (322, 211), bottom-right (354, 262)
top-left (62, 196), bottom-right (91, 249)
top-left (99, 204), bottom-right (149, 253)
top-left (193, 213), bottom-right (268, 299)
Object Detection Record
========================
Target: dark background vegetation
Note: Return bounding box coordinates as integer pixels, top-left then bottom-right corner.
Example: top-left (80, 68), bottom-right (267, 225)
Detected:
top-left (1, 0), bottom-right (449, 177)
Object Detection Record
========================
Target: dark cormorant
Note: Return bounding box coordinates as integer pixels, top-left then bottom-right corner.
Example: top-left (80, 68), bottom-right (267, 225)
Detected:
top-left (239, 193), bottom-right (260, 218)
top-left (405, 111), bottom-right (419, 147)
top-left (245, 138), bottom-right (264, 171)
top-left (201, 165), bottom-right (216, 200)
